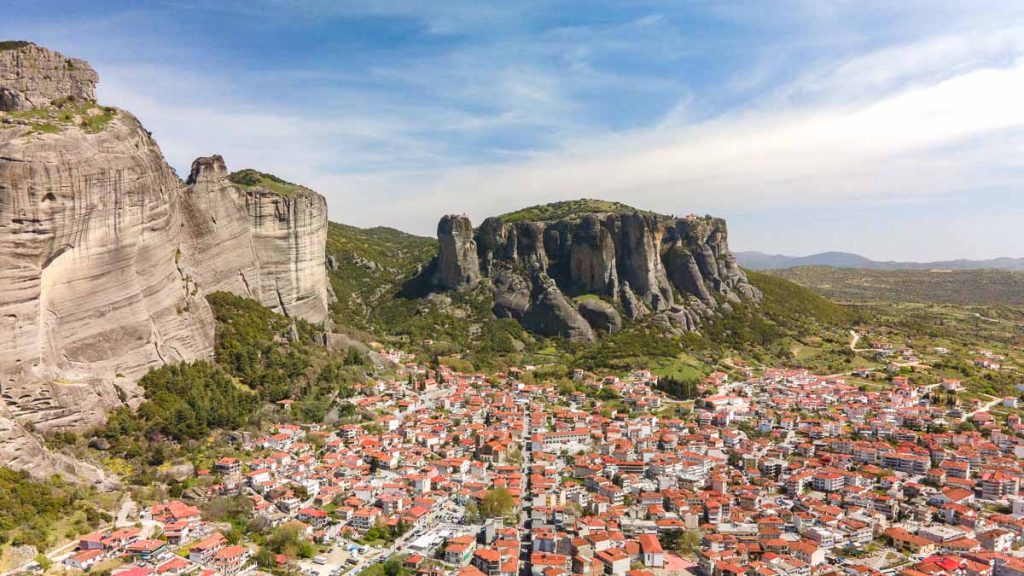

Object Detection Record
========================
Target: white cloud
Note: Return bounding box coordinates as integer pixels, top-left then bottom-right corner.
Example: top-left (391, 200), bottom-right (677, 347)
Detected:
top-left (323, 51), bottom-right (1024, 237)
top-left (59, 0), bottom-right (1024, 259)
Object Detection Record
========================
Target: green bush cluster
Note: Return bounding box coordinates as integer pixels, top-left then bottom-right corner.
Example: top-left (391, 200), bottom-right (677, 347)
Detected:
top-left (209, 291), bottom-right (318, 402)
top-left (656, 376), bottom-right (701, 400)
top-left (135, 361), bottom-right (258, 441)
top-left (0, 469), bottom-right (86, 549)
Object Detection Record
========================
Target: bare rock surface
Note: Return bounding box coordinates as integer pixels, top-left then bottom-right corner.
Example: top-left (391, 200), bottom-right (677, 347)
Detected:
top-left (0, 42), bottom-right (96, 111)
top-left (577, 298), bottom-right (622, 334)
top-left (431, 202), bottom-right (760, 336)
top-left (521, 265), bottom-right (596, 343)
top-left (435, 214), bottom-right (480, 290)
top-left (0, 44), bottom-right (329, 481)
top-left (182, 155), bottom-right (330, 322)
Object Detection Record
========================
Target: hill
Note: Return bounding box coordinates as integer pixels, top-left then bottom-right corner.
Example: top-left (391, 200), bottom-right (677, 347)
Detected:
top-left (771, 266), bottom-right (1024, 305)
top-left (323, 203), bottom-right (857, 374)
top-left (737, 251), bottom-right (1024, 271)
top-left (325, 223), bottom-right (437, 329)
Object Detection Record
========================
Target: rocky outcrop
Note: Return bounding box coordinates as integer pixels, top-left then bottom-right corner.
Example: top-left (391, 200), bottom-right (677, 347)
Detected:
top-left (491, 266), bottom-right (531, 320)
top-left (0, 110), bottom-right (216, 433)
top-left (577, 298), bottom-right (622, 334)
top-left (0, 42), bottom-right (97, 111)
top-left (431, 202), bottom-right (760, 338)
top-left (568, 215), bottom-right (618, 296)
top-left (0, 44), bottom-right (329, 481)
top-left (435, 215), bottom-right (480, 290)
top-left (182, 155), bottom-right (330, 321)
top-left (521, 265), bottom-right (595, 343)
top-left (619, 283), bottom-right (650, 320)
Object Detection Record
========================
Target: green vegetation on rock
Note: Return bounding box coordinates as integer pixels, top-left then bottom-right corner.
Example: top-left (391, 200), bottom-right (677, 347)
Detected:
top-left (325, 222), bottom-right (437, 328)
top-left (227, 169), bottom-right (309, 197)
top-left (0, 40), bottom-right (32, 51)
top-left (134, 361), bottom-right (258, 442)
top-left (86, 291), bottom-right (365, 483)
top-left (499, 198), bottom-right (652, 223)
top-left (2, 100), bottom-right (117, 135)
top-left (209, 291), bottom-right (320, 402)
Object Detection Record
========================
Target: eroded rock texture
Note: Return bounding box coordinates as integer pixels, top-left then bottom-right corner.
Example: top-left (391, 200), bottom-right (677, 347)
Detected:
top-left (182, 155), bottom-right (330, 322)
top-left (0, 42), bottom-right (96, 111)
top-left (433, 207), bottom-right (760, 341)
top-left (0, 44), bottom-right (329, 481)
top-left (435, 214), bottom-right (481, 290)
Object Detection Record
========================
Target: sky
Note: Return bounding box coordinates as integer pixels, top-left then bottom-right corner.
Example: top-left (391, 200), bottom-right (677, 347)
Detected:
top-left (5, 0), bottom-right (1024, 261)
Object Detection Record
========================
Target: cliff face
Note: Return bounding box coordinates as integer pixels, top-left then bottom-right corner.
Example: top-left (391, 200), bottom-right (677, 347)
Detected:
top-left (0, 43), bottom-right (329, 481)
top-left (435, 214), bottom-right (480, 290)
top-left (182, 156), bottom-right (330, 322)
top-left (0, 42), bottom-right (97, 111)
top-left (435, 203), bottom-right (761, 342)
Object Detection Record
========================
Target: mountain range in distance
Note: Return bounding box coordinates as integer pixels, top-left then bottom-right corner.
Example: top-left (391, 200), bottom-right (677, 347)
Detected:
top-left (736, 250), bottom-right (1024, 271)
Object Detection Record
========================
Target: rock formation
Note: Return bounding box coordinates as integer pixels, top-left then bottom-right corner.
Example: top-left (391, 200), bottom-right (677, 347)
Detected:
top-left (435, 214), bottom-right (480, 290)
top-left (432, 202), bottom-right (760, 341)
top-left (0, 42), bottom-right (96, 111)
top-left (577, 298), bottom-right (622, 334)
top-left (182, 156), bottom-right (330, 321)
top-left (0, 43), bottom-right (330, 481)
top-left (521, 265), bottom-right (596, 344)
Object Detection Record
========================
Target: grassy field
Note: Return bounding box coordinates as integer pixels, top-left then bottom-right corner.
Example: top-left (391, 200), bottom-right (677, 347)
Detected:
top-left (772, 266), bottom-right (1024, 306)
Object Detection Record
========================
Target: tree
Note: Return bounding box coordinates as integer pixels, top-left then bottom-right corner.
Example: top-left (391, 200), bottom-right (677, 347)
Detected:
top-left (361, 558), bottom-right (408, 576)
top-left (656, 376), bottom-right (701, 400)
top-left (662, 529), bottom-right (701, 557)
top-left (479, 487), bottom-right (515, 519)
top-left (264, 523), bottom-right (315, 559)
top-left (464, 503), bottom-right (481, 524)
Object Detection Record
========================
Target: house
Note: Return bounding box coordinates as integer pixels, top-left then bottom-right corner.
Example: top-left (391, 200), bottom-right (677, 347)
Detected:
top-left (980, 472), bottom-right (1020, 501)
top-left (297, 507), bottom-right (329, 529)
top-left (885, 528), bottom-right (937, 555)
top-left (473, 548), bottom-right (503, 576)
top-left (978, 528), bottom-right (1016, 552)
top-left (114, 568), bottom-right (154, 576)
top-left (445, 535), bottom-right (477, 566)
top-left (595, 548), bottom-right (631, 576)
top-left (64, 549), bottom-right (103, 571)
top-left (211, 545), bottom-right (252, 575)
top-left (78, 530), bottom-right (107, 551)
top-left (351, 507), bottom-right (381, 531)
top-left (215, 457), bottom-right (242, 475)
top-left (156, 558), bottom-right (191, 575)
top-left (127, 539), bottom-right (167, 561)
top-left (102, 527), bottom-right (142, 550)
top-left (189, 533), bottom-right (227, 563)
top-left (637, 534), bottom-right (664, 568)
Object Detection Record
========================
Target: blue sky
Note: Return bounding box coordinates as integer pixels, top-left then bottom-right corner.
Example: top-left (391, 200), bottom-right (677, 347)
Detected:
top-left (6, 0), bottom-right (1024, 260)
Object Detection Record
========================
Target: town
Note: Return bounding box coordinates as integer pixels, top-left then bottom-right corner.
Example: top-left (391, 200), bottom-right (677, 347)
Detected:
top-left (37, 340), bottom-right (1024, 576)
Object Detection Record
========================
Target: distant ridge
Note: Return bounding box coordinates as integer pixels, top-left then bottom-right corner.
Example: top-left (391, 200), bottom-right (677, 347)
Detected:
top-left (736, 251), bottom-right (1024, 271)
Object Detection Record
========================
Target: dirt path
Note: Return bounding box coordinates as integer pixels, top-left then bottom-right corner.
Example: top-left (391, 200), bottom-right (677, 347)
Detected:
top-left (966, 395), bottom-right (1002, 418)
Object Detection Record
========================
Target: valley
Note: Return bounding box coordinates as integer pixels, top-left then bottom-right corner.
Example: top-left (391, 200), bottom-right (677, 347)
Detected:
top-left (4, 39), bottom-right (1024, 576)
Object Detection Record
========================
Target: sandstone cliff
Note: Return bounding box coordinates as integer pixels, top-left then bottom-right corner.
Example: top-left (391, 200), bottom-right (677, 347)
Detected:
top-left (182, 157), bottom-right (330, 322)
top-left (0, 43), bottom-right (330, 481)
top-left (434, 201), bottom-right (761, 341)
